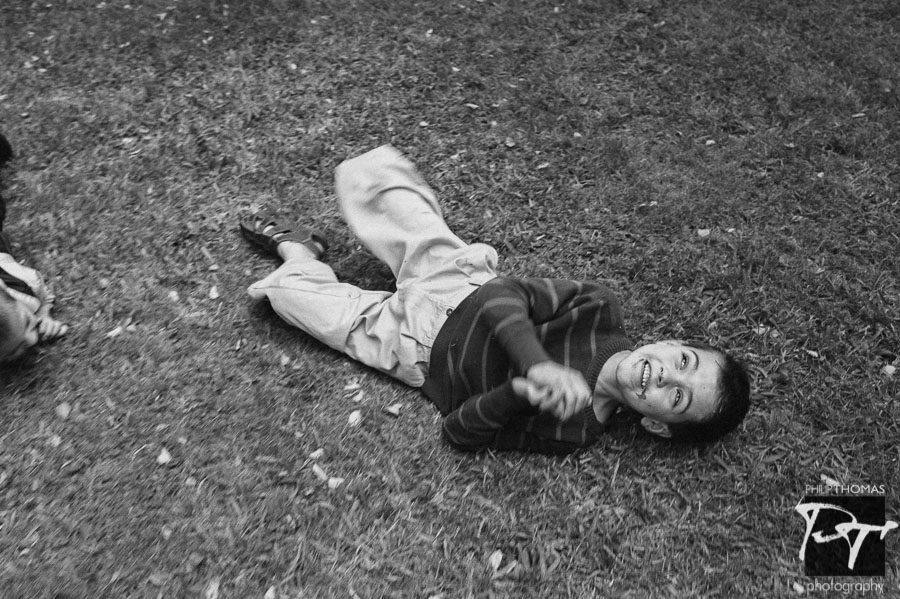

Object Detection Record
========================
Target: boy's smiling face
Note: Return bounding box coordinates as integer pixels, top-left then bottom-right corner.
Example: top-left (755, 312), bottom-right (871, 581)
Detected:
top-left (614, 340), bottom-right (724, 436)
top-left (0, 294), bottom-right (40, 362)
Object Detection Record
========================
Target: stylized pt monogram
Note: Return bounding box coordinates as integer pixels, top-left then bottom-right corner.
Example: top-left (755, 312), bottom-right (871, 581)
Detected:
top-left (796, 501), bottom-right (898, 570)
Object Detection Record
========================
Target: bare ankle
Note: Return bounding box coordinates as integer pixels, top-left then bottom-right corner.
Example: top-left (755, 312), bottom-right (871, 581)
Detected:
top-left (277, 241), bottom-right (318, 261)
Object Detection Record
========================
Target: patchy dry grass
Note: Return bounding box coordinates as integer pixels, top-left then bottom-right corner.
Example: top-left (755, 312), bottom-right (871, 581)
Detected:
top-left (1, 0), bottom-right (898, 597)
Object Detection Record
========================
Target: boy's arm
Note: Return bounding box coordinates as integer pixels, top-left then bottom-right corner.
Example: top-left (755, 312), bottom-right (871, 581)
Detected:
top-left (440, 278), bottom-right (618, 451)
top-left (477, 277), bottom-right (609, 412)
top-left (442, 381), bottom-right (537, 451)
top-left (440, 378), bottom-right (591, 453)
top-left (440, 381), bottom-right (536, 451)
top-left (478, 277), bottom-right (618, 375)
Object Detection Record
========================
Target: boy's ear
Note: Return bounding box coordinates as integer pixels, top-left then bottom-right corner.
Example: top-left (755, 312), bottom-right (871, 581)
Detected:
top-left (641, 417), bottom-right (672, 438)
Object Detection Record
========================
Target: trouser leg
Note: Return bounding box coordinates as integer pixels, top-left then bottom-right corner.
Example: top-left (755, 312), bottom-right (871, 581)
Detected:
top-left (248, 257), bottom-right (431, 385)
top-left (335, 145), bottom-right (497, 291)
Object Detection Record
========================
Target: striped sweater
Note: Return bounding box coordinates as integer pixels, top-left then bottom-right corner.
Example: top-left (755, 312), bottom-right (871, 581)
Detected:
top-left (422, 276), bottom-right (633, 454)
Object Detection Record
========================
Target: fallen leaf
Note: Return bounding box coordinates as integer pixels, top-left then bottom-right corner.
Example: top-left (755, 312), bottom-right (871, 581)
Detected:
top-left (48, 434), bottom-right (62, 447)
top-left (311, 463), bottom-right (328, 482)
top-left (203, 577), bottom-right (221, 599)
top-left (348, 410), bottom-right (363, 427)
top-left (105, 325), bottom-right (123, 338)
top-left (343, 380), bottom-right (361, 391)
top-left (793, 581), bottom-right (805, 594)
top-left (327, 477), bottom-right (345, 489)
top-left (351, 390), bottom-right (365, 403)
top-left (309, 448), bottom-right (324, 460)
top-left (264, 586), bottom-right (277, 599)
top-left (494, 559), bottom-right (519, 579)
top-left (384, 403), bottom-right (402, 417)
top-left (820, 474), bottom-right (840, 487)
top-left (488, 549), bottom-right (503, 572)
top-left (55, 402), bottom-right (71, 420)
top-left (697, 228), bottom-right (711, 238)
top-left (186, 551), bottom-right (204, 572)
top-left (882, 364), bottom-right (896, 378)
top-left (279, 353), bottom-right (291, 367)
top-left (209, 286), bottom-right (220, 300)
top-left (167, 290), bottom-right (180, 302)
top-left (157, 448), bottom-right (172, 465)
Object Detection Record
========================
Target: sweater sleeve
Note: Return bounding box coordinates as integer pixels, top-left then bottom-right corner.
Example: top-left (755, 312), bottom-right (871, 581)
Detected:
top-left (440, 381), bottom-right (535, 451)
top-left (441, 383), bottom-right (597, 453)
top-left (477, 277), bottom-right (619, 375)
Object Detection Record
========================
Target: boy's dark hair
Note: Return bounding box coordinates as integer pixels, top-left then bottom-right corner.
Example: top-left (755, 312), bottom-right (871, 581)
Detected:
top-left (664, 342), bottom-right (751, 443)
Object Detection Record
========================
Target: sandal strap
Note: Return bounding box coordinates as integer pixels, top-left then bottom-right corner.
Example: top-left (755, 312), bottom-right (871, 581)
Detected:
top-left (240, 214), bottom-right (328, 259)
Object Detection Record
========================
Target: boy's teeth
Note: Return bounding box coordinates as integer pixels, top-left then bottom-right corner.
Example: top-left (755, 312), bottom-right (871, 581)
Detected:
top-left (641, 362), bottom-right (650, 389)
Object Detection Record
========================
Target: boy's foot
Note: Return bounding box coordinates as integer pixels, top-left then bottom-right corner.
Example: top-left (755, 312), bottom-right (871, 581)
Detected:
top-left (239, 214), bottom-right (328, 259)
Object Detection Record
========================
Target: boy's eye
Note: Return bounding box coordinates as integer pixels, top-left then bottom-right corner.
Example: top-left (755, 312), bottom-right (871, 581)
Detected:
top-left (674, 389), bottom-right (683, 407)
top-left (680, 353), bottom-right (687, 369)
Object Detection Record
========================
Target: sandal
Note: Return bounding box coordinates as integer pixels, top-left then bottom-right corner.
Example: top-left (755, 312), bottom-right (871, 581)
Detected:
top-left (239, 213), bottom-right (329, 259)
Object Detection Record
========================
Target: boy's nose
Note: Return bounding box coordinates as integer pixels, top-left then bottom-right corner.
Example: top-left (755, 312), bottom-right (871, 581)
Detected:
top-left (658, 365), bottom-right (682, 388)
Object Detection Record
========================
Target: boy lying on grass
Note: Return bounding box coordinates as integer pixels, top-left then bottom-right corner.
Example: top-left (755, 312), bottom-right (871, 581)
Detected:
top-left (240, 145), bottom-right (750, 453)
top-left (0, 133), bottom-right (68, 363)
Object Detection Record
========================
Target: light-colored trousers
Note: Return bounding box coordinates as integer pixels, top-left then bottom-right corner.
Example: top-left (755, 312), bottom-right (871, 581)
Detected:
top-left (248, 145), bottom-right (499, 386)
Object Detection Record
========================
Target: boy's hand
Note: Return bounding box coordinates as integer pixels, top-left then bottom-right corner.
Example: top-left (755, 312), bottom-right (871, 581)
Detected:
top-left (513, 361), bottom-right (592, 421)
top-left (37, 317), bottom-right (68, 341)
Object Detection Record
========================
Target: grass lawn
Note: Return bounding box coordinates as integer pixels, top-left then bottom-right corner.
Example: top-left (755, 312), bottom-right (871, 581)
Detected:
top-left (1, 0), bottom-right (898, 597)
